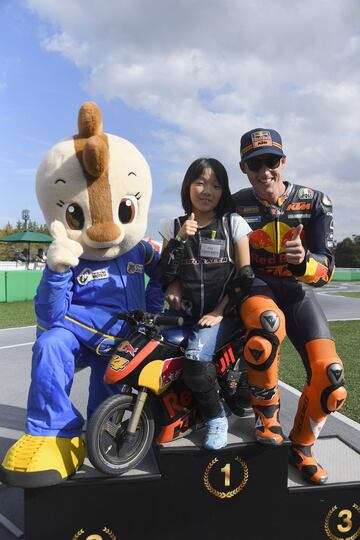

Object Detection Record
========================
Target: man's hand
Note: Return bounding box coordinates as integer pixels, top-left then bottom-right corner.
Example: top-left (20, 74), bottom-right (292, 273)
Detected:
top-left (284, 224), bottom-right (305, 265)
top-left (178, 212), bottom-right (197, 240)
top-left (165, 279), bottom-right (182, 311)
top-left (46, 220), bottom-right (83, 273)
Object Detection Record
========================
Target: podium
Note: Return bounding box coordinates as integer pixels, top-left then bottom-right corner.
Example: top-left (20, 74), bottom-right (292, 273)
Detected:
top-left (23, 414), bottom-right (360, 540)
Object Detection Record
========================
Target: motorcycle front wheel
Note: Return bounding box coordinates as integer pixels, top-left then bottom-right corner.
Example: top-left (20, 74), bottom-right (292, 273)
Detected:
top-left (86, 393), bottom-right (155, 476)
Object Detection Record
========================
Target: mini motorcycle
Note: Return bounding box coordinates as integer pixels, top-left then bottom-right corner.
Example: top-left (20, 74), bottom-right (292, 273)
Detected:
top-left (86, 309), bottom-right (250, 476)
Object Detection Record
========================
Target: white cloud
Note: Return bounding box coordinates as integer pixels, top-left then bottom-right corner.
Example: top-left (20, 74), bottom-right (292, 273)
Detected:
top-left (26, 0), bottom-right (360, 240)
top-left (147, 202), bottom-right (182, 239)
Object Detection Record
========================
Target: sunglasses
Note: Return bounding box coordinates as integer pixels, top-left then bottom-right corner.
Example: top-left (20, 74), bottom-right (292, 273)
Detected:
top-left (246, 156), bottom-right (281, 172)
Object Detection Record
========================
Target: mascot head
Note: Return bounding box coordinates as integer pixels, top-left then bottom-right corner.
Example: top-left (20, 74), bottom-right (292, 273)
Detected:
top-left (36, 102), bottom-right (152, 260)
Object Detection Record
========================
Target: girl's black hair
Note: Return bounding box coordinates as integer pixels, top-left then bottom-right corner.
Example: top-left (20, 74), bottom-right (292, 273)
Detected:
top-left (180, 157), bottom-right (232, 217)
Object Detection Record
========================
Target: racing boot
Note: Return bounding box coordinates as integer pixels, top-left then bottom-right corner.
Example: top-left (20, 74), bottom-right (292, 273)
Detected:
top-left (289, 440), bottom-right (328, 485)
top-left (0, 434), bottom-right (85, 488)
top-left (204, 415), bottom-right (228, 450)
top-left (253, 403), bottom-right (285, 445)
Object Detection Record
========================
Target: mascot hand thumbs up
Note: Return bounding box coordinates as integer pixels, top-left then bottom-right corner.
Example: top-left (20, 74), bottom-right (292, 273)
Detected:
top-left (47, 220), bottom-right (84, 272)
top-left (0, 102), bottom-right (163, 488)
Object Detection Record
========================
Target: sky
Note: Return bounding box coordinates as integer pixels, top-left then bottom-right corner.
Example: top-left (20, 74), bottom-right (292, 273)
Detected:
top-left (1, 0), bottom-right (360, 242)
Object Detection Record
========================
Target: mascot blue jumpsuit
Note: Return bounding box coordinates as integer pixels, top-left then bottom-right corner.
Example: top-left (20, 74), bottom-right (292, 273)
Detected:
top-left (29, 246), bottom-right (162, 438)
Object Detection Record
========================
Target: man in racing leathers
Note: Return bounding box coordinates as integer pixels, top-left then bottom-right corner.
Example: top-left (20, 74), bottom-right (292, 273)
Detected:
top-left (232, 128), bottom-right (347, 485)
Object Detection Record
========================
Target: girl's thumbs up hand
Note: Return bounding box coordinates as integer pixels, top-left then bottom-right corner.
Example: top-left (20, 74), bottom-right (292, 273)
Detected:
top-left (178, 212), bottom-right (198, 241)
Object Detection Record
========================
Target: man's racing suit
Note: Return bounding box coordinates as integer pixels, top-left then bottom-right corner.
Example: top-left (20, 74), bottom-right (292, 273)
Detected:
top-left (232, 183), bottom-right (346, 470)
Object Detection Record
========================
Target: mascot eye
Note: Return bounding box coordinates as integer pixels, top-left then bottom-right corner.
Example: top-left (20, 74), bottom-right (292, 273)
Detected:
top-left (118, 197), bottom-right (138, 224)
top-left (66, 203), bottom-right (85, 230)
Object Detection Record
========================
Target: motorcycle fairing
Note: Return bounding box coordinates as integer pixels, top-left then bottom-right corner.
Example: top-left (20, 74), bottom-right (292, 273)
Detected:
top-left (138, 356), bottom-right (184, 394)
top-left (138, 356), bottom-right (183, 394)
top-left (156, 409), bottom-right (200, 443)
top-left (104, 337), bottom-right (159, 384)
top-left (155, 379), bottom-right (202, 443)
top-left (104, 332), bottom-right (183, 386)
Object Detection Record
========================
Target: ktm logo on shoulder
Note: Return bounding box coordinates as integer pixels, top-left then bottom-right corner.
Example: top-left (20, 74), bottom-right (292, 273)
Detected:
top-left (288, 202), bottom-right (311, 211)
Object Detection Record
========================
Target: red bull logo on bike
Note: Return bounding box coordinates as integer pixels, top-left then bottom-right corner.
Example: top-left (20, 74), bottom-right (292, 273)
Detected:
top-left (117, 340), bottom-right (138, 357)
top-left (160, 357), bottom-right (183, 388)
top-left (109, 355), bottom-right (129, 372)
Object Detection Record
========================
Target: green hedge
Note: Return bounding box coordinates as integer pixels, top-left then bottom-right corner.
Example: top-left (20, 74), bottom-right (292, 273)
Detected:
top-left (333, 270), bottom-right (360, 281)
top-left (1, 270), bottom-right (42, 302)
top-left (0, 271), bottom-right (6, 302)
top-left (0, 268), bottom-right (359, 303)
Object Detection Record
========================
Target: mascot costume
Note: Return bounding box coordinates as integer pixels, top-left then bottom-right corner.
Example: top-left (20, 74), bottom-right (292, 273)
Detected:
top-left (0, 102), bottom-right (163, 488)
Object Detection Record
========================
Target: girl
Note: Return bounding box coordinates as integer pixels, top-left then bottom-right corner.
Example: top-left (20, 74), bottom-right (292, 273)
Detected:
top-left (157, 157), bottom-right (253, 450)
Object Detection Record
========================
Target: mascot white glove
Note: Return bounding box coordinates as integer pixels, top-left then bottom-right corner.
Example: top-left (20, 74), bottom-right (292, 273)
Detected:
top-left (46, 220), bottom-right (84, 273)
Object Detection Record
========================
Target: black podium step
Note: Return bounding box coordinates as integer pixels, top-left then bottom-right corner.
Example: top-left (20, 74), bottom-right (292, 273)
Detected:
top-left (288, 435), bottom-right (360, 490)
top-left (22, 414), bottom-right (360, 540)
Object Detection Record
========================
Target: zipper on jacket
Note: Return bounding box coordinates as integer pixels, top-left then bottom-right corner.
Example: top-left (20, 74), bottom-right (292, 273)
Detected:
top-left (199, 229), bottom-right (205, 317)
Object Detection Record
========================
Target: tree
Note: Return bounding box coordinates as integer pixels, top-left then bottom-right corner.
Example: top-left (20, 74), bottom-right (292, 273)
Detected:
top-left (0, 221), bottom-right (50, 261)
top-left (334, 236), bottom-right (360, 268)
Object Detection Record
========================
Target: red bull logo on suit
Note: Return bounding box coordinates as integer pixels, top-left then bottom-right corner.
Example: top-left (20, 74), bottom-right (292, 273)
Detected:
top-left (250, 222), bottom-right (303, 255)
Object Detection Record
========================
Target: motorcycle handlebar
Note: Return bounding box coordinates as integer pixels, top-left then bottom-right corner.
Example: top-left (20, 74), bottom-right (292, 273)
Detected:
top-left (153, 314), bottom-right (184, 327)
top-left (117, 310), bottom-right (183, 328)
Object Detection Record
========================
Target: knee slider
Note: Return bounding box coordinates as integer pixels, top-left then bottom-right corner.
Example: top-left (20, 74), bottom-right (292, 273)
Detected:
top-left (321, 362), bottom-right (347, 414)
top-left (241, 299), bottom-right (285, 339)
top-left (243, 329), bottom-right (279, 371)
top-left (259, 310), bottom-right (282, 334)
top-left (183, 359), bottom-right (217, 393)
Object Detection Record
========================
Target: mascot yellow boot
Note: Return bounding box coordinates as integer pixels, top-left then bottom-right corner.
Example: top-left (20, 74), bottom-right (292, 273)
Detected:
top-left (0, 102), bottom-right (163, 487)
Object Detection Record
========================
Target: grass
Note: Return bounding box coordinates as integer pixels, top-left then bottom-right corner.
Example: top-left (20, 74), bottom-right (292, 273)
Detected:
top-left (279, 320), bottom-right (360, 423)
top-left (0, 301), bottom-right (359, 422)
top-left (0, 300), bottom-right (36, 328)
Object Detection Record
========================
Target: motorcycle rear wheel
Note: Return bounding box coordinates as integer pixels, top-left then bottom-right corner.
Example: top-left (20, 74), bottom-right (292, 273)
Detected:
top-left (86, 393), bottom-right (155, 476)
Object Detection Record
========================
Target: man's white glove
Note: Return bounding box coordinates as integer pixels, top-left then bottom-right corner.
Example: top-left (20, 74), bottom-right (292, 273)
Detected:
top-left (46, 220), bottom-right (84, 273)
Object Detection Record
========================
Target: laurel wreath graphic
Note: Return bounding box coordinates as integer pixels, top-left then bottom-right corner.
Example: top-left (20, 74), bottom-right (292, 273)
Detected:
top-left (102, 527), bottom-right (117, 540)
top-left (72, 527), bottom-right (117, 540)
top-left (203, 456), bottom-right (248, 499)
top-left (324, 504), bottom-right (360, 540)
top-left (72, 530), bottom-right (85, 540)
